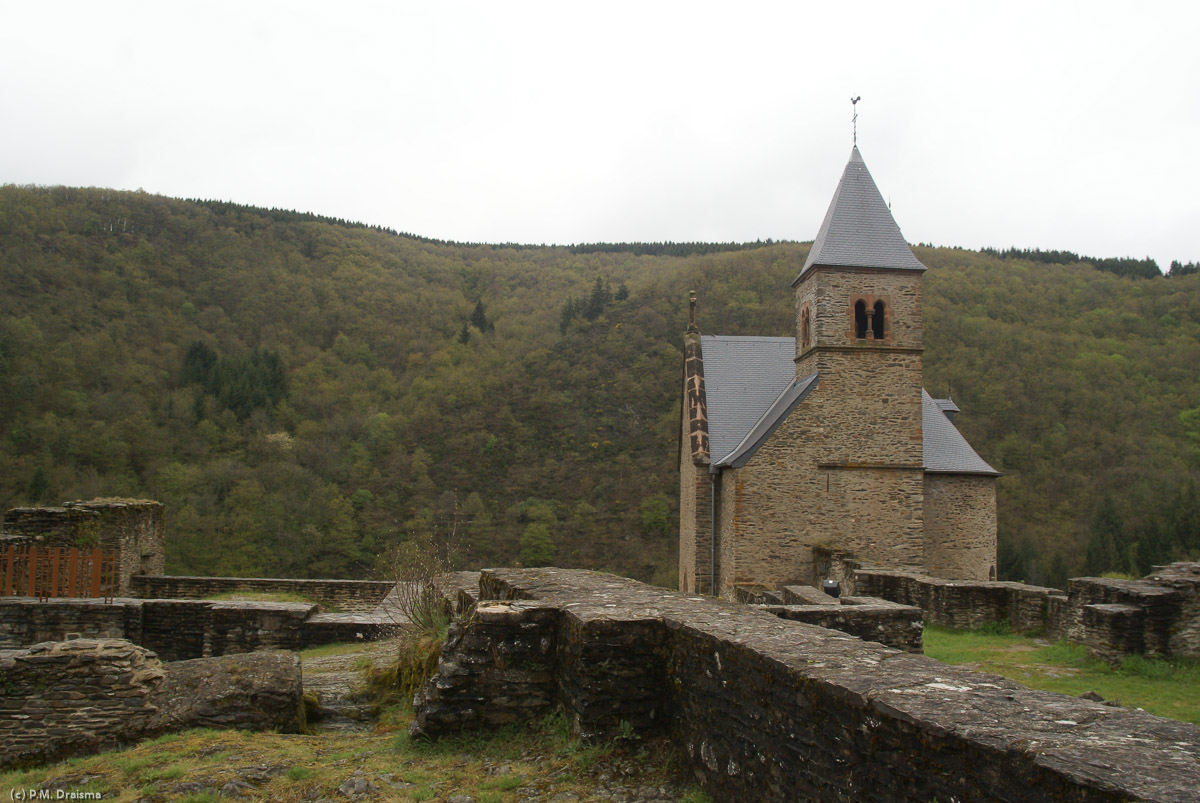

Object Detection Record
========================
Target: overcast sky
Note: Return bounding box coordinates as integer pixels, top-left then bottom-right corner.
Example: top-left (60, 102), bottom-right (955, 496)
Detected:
top-left (3, 1), bottom-right (1197, 270)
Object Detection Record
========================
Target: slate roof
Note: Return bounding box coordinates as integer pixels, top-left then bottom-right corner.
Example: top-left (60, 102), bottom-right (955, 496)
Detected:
top-left (701, 335), bottom-right (997, 475)
top-left (921, 390), bottom-right (999, 475)
top-left (795, 146), bottom-right (926, 282)
top-left (701, 336), bottom-right (798, 464)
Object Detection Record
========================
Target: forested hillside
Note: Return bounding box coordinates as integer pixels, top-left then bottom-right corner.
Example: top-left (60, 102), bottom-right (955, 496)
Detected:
top-left (2, 186), bottom-right (1198, 588)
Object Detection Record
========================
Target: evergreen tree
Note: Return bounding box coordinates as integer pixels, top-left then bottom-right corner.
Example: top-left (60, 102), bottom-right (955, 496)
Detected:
top-left (559, 297), bottom-right (576, 334)
top-left (1086, 496), bottom-right (1123, 575)
top-left (470, 300), bottom-right (492, 332)
top-left (27, 466), bottom-right (48, 505)
top-left (583, 276), bottom-right (611, 320)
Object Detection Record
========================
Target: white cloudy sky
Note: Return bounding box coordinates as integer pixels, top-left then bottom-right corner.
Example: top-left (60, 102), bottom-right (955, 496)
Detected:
top-left (3, 1), bottom-right (1197, 269)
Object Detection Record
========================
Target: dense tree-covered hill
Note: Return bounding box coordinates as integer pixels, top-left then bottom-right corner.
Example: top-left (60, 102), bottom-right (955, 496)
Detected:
top-left (2, 186), bottom-right (1198, 588)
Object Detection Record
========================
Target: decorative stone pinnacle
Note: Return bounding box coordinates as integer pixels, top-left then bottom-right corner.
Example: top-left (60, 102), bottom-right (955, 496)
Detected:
top-left (687, 291), bottom-right (699, 333)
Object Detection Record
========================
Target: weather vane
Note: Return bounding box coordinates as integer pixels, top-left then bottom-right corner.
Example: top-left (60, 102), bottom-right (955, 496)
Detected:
top-left (851, 96), bottom-right (861, 146)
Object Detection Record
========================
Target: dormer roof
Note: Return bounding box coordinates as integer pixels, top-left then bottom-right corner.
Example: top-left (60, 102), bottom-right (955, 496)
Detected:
top-left (793, 146), bottom-right (926, 284)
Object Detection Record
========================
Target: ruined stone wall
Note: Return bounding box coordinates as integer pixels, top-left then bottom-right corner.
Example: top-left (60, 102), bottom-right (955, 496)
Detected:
top-left (922, 473), bottom-right (997, 580)
top-left (3, 500), bottom-right (165, 596)
top-left (0, 639), bottom-right (164, 768)
top-left (853, 564), bottom-right (1200, 662)
top-left (761, 598), bottom-right (923, 652)
top-left (1, 507), bottom-right (99, 545)
top-left (0, 639), bottom-right (301, 769)
top-left (0, 595), bottom-right (367, 660)
top-left (853, 569), bottom-right (1068, 634)
top-left (129, 575), bottom-right (394, 613)
top-left (0, 597), bottom-right (142, 648)
top-left (413, 569), bottom-right (1200, 802)
top-left (1067, 566), bottom-right (1200, 661)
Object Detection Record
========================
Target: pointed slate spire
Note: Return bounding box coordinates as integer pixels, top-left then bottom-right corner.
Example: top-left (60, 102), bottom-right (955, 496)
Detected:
top-left (794, 146), bottom-right (926, 283)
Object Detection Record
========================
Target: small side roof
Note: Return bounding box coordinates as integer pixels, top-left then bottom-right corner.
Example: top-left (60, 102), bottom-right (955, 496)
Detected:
top-left (795, 146), bottom-right (926, 283)
top-left (714, 372), bottom-right (819, 469)
top-left (934, 397), bottom-right (960, 415)
top-left (922, 390), bottom-right (999, 475)
top-left (701, 335), bottom-right (797, 464)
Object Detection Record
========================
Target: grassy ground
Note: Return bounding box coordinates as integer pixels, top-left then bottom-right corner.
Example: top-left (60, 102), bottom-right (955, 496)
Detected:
top-left (0, 642), bottom-right (707, 803)
top-left (203, 590), bottom-right (340, 611)
top-left (923, 624), bottom-right (1200, 725)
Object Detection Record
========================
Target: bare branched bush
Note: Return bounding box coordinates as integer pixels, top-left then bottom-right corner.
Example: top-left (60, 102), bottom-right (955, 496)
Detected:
top-left (384, 533), bottom-right (453, 635)
top-left (380, 492), bottom-right (460, 636)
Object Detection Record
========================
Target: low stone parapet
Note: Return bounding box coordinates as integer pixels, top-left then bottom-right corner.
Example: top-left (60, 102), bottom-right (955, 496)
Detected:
top-left (760, 597), bottom-right (923, 652)
top-left (413, 568), bottom-right (1200, 802)
top-left (854, 562), bottom-right (1200, 662)
top-left (129, 575), bottom-right (395, 613)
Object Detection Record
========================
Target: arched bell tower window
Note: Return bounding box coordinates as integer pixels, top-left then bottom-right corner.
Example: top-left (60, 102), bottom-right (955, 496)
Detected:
top-left (854, 300), bottom-right (868, 339)
top-left (800, 305), bottom-right (812, 350)
top-left (872, 300), bottom-right (886, 340)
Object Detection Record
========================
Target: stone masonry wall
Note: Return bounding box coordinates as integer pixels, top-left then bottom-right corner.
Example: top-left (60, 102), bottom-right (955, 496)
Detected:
top-left (922, 473), bottom-right (997, 581)
top-left (0, 597), bottom-right (142, 647)
top-left (853, 569), bottom-right (1068, 635)
top-left (794, 267), bottom-right (924, 365)
top-left (0, 639), bottom-right (302, 769)
top-left (852, 563), bottom-right (1200, 662)
top-left (760, 598), bottom-right (924, 652)
top-left (678, 438), bottom-right (713, 595)
top-left (130, 575), bottom-right (394, 613)
top-left (0, 639), bottom-right (164, 768)
top-left (0, 594), bottom-right (373, 660)
top-left (413, 568), bottom-right (1200, 802)
top-left (3, 500), bottom-right (165, 596)
top-left (726, 411), bottom-right (925, 595)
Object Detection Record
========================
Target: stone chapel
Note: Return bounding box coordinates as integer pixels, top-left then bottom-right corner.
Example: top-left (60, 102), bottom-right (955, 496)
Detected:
top-left (679, 146), bottom-right (998, 597)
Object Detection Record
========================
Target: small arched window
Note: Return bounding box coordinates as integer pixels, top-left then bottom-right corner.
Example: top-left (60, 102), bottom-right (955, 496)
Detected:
top-left (854, 300), bottom-right (867, 339)
top-left (872, 300), bottom-right (885, 340)
top-left (800, 305), bottom-right (812, 350)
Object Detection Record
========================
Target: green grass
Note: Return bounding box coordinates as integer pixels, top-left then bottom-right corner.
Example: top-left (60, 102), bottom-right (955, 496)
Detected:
top-left (0, 715), bottom-right (705, 802)
top-left (205, 590), bottom-right (340, 611)
top-left (0, 641), bottom-right (711, 803)
top-left (297, 641), bottom-right (375, 660)
top-left (924, 625), bottom-right (1200, 724)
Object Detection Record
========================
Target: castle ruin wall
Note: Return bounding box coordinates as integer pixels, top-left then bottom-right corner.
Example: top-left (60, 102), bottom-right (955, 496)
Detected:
top-left (413, 568), bottom-right (1200, 802)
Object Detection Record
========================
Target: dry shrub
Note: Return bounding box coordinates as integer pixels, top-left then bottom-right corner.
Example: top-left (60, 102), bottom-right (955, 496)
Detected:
top-left (376, 529), bottom-right (457, 704)
top-left (384, 533), bottom-right (453, 634)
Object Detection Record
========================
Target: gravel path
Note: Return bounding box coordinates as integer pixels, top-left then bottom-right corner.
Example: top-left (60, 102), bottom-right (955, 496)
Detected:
top-left (301, 638), bottom-right (401, 731)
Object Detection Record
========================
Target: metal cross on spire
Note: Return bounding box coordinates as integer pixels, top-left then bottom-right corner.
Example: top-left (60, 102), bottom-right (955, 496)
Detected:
top-left (850, 96), bottom-right (861, 146)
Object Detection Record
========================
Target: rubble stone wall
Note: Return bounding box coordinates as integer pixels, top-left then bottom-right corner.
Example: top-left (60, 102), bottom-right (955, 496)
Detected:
top-left (2, 501), bottom-right (165, 596)
top-left (0, 596), bottom-right (358, 660)
top-left (0, 639), bottom-right (164, 768)
top-left (0, 639), bottom-right (301, 769)
top-left (0, 597), bottom-right (142, 648)
top-left (848, 562), bottom-right (1200, 662)
top-left (129, 575), bottom-right (393, 612)
top-left (412, 568), bottom-right (1200, 802)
